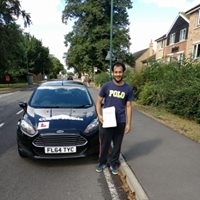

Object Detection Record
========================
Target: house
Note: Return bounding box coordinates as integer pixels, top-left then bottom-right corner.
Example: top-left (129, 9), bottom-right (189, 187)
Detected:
top-left (154, 4), bottom-right (200, 63)
top-left (185, 4), bottom-right (200, 59)
top-left (155, 12), bottom-right (189, 63)
top-left (132, 4), bottom-right (200, 69)
top-left (165, 12), bottom-right (189, 63)
top-left (133, 41), bottom-right (155, 71)
top-left (155, 34), bottom-right (167, 61)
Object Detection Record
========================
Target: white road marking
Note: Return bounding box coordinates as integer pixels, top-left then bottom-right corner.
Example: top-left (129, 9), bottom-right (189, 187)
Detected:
top-left (0, 92), bottom-right (17, 98)
top-left (0, 123), bottom-right (5, 128)
top-left (16, 109), bottom-right (23, 115)
top-left (103, 167), bottom-right (120, 200)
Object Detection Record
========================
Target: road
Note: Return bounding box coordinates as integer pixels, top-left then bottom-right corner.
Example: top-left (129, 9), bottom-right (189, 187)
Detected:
top-left (0, 88), bottom-right (127, 200)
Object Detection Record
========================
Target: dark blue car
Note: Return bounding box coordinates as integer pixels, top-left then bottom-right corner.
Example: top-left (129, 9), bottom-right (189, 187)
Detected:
top-left (17, 80), bottom-right (99, 159)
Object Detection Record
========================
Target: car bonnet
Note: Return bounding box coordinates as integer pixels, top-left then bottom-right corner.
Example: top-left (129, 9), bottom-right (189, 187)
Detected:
top-left (26, 105), bottom-right (96, 132)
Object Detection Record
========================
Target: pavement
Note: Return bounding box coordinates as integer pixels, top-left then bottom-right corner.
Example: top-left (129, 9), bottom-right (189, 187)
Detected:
top-left (119, 108), bottom-right (200, 200)
top-left (90, 87), bottom-right (200, 200)
top-left (2, 85), bottom-right (200, 200)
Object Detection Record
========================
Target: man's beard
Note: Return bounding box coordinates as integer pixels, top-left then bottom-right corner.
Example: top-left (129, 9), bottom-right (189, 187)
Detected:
top-left (113, 77), bottom-right (123, 83)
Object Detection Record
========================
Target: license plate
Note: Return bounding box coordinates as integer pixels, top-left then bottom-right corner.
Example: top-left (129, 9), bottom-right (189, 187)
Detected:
top-left (44, 146), bottom-right (77, 154)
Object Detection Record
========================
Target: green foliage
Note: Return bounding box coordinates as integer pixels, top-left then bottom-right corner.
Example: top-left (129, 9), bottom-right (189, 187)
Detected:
top-left (0, 0), bottom-right (31, 27)
top-left (123, 68), bottom-right (135, 86)
top-left (94, 72), bottom-right (110, 87)
top-left (0, 1), bottom-right (65, 83)
top-left (132, 61), bottom-right (200, 123)
top-left (166, 84), bottom-right (200, 122)
top-left (49, 56), bottom-right (65, 79)
top-left (138, 82), bottom-right (171, 106)
top-left (62, 0), bottom-right (133, 74)
top-left (25, 35), bottom-right (51, 75)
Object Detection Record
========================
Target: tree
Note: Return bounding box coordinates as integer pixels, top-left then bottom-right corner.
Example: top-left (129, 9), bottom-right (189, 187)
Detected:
top-left (62, 0), bottom-right (134, 74)
top-left (0, 0), bottom-right (31, 81)
top-left (0, 0), bottom-right (31, 27)
top-left (21, 33), bottom-right (65, 77)
top-left (0, 23), bottom-right (24, 78)
top-left (24, 34), bottom-right (50, 75)
top-left (49, 56), bottom-right (65, 79)
top-left (0, 0), bottom-right (65, 83)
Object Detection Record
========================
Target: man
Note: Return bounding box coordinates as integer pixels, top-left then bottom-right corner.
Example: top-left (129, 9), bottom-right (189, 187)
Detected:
top-left (95, 61), bottom-right (133, 175)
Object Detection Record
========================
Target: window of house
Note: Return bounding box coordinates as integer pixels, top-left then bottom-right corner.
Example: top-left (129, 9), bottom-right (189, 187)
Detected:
top-left (198, 9), bottom-right (200, 26)
top-left (169, 33), bottom-right (175, 44)
top-left (179, 28), bottom-right (186, 41)
top-left (158, 40), bottom-right (165, 49)
top-left (177, 53), bottom-right (184, 64)
top-left (193, 43), bottom-right (200, 59)
top-left (166, 55), bottom-right (173, 62)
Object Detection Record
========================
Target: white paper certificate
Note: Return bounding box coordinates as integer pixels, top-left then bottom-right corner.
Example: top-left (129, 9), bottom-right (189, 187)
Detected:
top-left (102, 106), bottom-right (117, 128)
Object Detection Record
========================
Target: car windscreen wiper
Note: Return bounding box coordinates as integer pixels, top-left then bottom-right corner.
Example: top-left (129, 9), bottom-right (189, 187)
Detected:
top-left (72, 104), bottom-right (92, 108)
top-left (40, 106), bottom-right (62, 108)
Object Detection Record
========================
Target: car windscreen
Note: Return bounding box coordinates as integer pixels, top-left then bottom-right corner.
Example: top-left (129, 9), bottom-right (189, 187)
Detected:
top-left (29, 86), bottom-right (93, 108)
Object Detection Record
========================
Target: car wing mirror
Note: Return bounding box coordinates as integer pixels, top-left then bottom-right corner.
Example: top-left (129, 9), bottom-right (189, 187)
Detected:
top-left (19, 102), bottom-right (27, 112)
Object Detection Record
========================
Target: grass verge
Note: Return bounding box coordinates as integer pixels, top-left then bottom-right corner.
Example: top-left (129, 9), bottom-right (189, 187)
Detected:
top-left (0, 83), bottom-right (28, 90)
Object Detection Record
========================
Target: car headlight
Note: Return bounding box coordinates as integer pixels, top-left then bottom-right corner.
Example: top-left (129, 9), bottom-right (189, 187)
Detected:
top-left (20, 119), bottom-right (37, 137)
top-left (84, 118), bottom-right (99, 134)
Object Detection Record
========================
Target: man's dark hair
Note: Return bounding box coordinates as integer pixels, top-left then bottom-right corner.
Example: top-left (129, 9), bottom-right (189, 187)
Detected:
top-left (111, 61), bottom-right (126, 72)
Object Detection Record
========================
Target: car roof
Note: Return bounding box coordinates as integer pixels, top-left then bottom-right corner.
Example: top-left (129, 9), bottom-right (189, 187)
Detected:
top-left (40, 80), bottom-right (85, 87)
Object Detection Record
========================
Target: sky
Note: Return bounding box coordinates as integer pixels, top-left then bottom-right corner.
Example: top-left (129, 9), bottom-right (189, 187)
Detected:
top-left (18, 0), bottom-right (199, 67)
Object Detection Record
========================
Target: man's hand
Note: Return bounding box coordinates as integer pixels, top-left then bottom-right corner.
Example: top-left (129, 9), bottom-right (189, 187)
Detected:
top-left (124, 124), bottom-right (131, 134)
top-left (96, 96), bottom-right (104, 124)
top-left (98, 114), bottom-right (103, 124)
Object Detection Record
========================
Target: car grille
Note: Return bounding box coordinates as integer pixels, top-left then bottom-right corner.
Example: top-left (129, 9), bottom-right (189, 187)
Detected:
top-left (32, 133), bottom-right (88, 147)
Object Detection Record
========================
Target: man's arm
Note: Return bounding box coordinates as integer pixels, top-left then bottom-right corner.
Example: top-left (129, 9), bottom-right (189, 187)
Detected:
top-left (125, 101), bottom-right (133, 134)
top-left (96, 96), bottom-right (104, 124)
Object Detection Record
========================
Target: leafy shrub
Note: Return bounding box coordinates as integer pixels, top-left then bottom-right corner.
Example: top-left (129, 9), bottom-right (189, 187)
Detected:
top-left (94, 72), bottom-right (109, 87)
top-left (166, 84), bottom-right (200, 122)
top-left (133, 60), bottom-right (200, 123)
top-left (124, 68), bottom-right (135, 85)
top-left (138, 82), bottom-right (169, 106)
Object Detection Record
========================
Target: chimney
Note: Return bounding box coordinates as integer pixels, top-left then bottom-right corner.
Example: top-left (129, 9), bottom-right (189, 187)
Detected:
top-left (149, 40), bottom-right (154, 56)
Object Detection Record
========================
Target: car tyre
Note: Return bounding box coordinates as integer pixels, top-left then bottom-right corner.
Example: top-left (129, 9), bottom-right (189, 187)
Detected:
top-left (17, 140), bottom-right (27, 158)
top-left (17, 146), bottom-right (27, 157)
top-left (18, 147), bottom-right (27, 158)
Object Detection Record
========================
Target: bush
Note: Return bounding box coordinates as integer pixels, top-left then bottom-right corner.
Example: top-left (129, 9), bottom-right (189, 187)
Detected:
top-left (123, 68), bottom-right (135, 86)
top-left (94, 72), bottom-right (109, 87)
top-left (138, 82), bottom-right (169, 106)
top-left (133, 61), bottom-right (200, 123)
top-left (166, 84), bottom-right (200, 122)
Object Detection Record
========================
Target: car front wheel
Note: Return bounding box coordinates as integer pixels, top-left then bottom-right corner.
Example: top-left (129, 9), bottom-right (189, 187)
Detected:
top-left (17, 139), bottom-right (27, 158)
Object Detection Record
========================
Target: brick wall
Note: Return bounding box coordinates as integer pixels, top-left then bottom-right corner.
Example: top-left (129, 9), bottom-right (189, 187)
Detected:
top-left (186, 11), bottom-right (200, 58)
